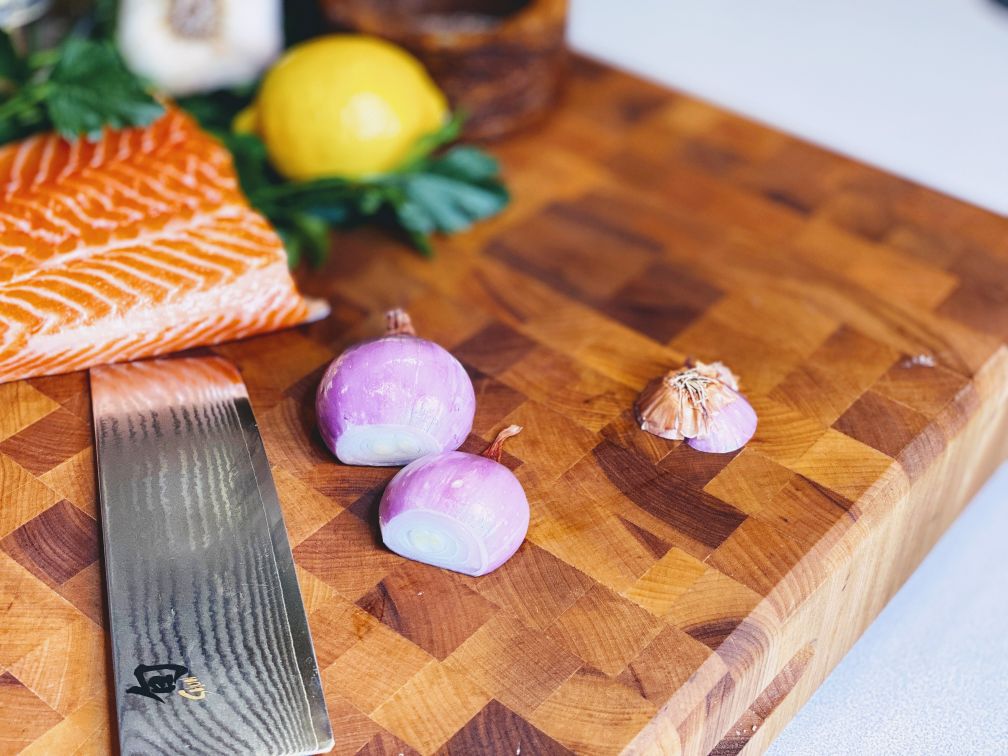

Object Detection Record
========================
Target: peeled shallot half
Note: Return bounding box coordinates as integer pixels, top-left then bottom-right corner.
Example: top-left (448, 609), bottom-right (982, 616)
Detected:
top-left (379, 425), bottom-right (529, 576)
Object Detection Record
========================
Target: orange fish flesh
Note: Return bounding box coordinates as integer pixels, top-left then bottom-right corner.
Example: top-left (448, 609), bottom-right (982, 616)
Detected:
top-left (0, 109), bottom-right (326, 384)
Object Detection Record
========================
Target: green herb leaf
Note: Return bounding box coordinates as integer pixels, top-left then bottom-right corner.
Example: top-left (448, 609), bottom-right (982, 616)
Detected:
top-left (176, 84), bottom-right (258, 132)
top-left (169, 99), bottom-right (506, 263)
top-left (45, 38), bottom-right (163, 140)
top-left (0, 30), bottom-right (28, 87)
top-left (391, 198), bottom-right (436, 256)
top-left (215, 131), bottom-right (273, 198)
top-left (397, 146), bottom-right (509, 238)
top-left (429, 146), bottom-right (501, 183)
top-left (282, 211), bottom-right (331, 267)
top-left (277, 227), bottom-right (302, 269)
top-left (398, 112), bottom-right (464, 170)
top-left (93, 0), bottom-right (120, 39)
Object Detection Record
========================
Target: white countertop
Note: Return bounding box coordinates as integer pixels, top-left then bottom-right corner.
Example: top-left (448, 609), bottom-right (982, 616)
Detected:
top-left (567, 2), bottom-right (1008, 752)
top-left (568, 0), bottom-right (1008, 215)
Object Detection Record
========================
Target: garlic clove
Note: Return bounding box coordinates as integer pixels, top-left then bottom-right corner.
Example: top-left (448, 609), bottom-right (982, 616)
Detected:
top-left (685, 391), bottom-right (757, 453)
top-left (693, 360), bottom-right (739, 391)
top-left (117, 0), bottom-right (283, 96)
top-left (634, 360), bottom-right (741, 441)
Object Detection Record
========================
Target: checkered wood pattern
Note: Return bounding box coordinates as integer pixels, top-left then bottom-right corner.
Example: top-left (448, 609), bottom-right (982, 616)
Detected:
top-left (3, 56), bottom-right (1008, 755)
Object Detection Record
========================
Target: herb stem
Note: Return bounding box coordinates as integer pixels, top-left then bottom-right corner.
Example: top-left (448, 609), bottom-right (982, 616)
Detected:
top-left (0, 85), bottom-right (49, 120)
top-left (27, 49), bottom-right (60, 70)
top-left (250, 178), bottom-right (359, 204)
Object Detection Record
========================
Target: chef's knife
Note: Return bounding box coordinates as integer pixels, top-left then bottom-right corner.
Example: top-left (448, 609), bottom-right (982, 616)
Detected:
top-left (91, 356), bottom-right (333, 755)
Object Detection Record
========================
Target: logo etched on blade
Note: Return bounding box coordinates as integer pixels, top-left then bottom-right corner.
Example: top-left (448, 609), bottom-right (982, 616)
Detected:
top-left (126, 664), bottom-right (208, 703)
top-left (126, 664), bottom-right (188, 703)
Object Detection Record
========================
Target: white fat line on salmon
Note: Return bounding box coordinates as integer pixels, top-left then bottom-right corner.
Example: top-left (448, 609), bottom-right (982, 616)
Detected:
top-left (1, 277), bottom-right (306, 383)
top-left (64, 181), bottom-right (145, 224)
top-left (163, 158), bottom-right (198, 189)
top-left (0, 209), bottom-right (62, 243)
top-left (21, 275), bottom-right (287, 367)
top-left (110, 159), bottom-right (211, 204)
top-left (49, 192), bottom-right (119, 230)
top-left (64, 169), bottom-right (168, 216)
top-left (175, 230), bottom-right (273, 264)
top-left (31, 135), bottom-right (59, 188)
top-left (56, 138), bottom-right (84, 182)
top-left (27, 269), bottom-right (123, 312)
top-left (111, 249), bottom-right (204, 286)
top-left (0, 242), bottom-right (29, 257)
top-left (193, 160), bottom-right (236, 192)
top-left (4, 134), bottom-right (43, 194)
top-left (87, 134), bottom-right (108, 170)
top-left (100, 163), bottom-right (190, 209)
top-left (157, 162), bottom-right (224, 203)
top-left (144, 241), bottom-right (236, 277)
top-left (1, 284), bottom-right (89, 327)
top-left (7, 196), bottom-right (82, 238)
top-left (139, 127), bottom-right (157, 156)
top-left (112, 129), bottom-right (134, 164)
top-left (187, 220), bottom-right (278, 252)
top-left (0, 293), bottom-right (46, 325)
top-left (44, 265), bottom-right (139, 302)
top-left (0, 204), bottom-right (254, 286)
top-left (88, 257), bottom-right (179, 296)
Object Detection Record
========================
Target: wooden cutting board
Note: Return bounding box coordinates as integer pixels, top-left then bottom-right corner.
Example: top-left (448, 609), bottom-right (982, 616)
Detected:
top-left (2, 55), bottom-right (1007, 755)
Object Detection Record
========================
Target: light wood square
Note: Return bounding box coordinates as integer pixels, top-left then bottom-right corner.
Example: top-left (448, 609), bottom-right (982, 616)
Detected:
top-left (622, 547), bottom-right (708, 617)
top-left (0, 454), bottom-right (61, 539)
top-left (0, 556), bottom-right (79, 668)
top-left (323, 622), bottom-right (433, 715)
top-left (528, 670), bottom-right (657, 755)
top-left (0, 383), bottom-right (59, 443)
top-left (547, 585), bottom-right (663, 676)
top-left (443, 614), bottom-right (582, 718)
top-left (371, 660), bottom-right (491, 754)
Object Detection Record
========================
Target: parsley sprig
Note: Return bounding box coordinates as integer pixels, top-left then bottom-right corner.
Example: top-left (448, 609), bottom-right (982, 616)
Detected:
top-left (0, 31), bottom-right (163, 143)
top-left (183, 102), bottom-right (509, 263)
top-left (1, 15), bottom-right (509, 263)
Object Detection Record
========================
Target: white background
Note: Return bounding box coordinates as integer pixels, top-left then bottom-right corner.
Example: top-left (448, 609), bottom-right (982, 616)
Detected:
top-left (568, 0), bottom-right (1008, 215)
top-left (568, 2), bottom-right (1008, 752)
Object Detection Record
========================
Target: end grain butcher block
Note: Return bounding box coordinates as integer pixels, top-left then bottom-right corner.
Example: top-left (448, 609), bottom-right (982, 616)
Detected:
top-left (3, 56), bottom-right (1008, 755)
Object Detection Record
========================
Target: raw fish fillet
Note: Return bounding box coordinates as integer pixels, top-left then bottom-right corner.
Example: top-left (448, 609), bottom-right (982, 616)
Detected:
top-left (0, 109), bottom-right (326, 384)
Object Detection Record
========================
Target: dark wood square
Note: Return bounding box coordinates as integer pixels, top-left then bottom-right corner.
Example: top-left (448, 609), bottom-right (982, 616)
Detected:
top-left (601, 260), bottom-right (723, 343)
top-left (1, 500), bottom-right (97, 588)
top-left (437, 699), bottom-right (573, 755)
top-left (357, 561), bottom-right (499, 660)
top-left (0, 407), bottom-right (91, 476)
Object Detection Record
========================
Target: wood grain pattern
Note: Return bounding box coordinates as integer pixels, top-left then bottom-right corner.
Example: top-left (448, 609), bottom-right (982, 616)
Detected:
top-left (2, 54), bottom-right (1008, 754)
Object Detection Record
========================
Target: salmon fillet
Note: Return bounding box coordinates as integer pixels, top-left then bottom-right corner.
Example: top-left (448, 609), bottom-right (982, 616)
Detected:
top-left (0, 108), bottom-right (326, 384)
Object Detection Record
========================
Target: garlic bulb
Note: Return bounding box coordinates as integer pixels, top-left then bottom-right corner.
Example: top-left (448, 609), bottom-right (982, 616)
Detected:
top-left (117, 0), bottom-right (282, 96)
top-left (635, 360), bottom-right (757, 453)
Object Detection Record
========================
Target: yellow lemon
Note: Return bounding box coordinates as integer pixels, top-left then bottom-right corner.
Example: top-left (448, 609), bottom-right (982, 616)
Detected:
top-left (237, 35), bottom-right (448, 180)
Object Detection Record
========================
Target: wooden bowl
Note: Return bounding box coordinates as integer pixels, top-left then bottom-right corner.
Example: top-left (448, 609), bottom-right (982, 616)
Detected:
top-left (320, 0), bottom-right (569, 139)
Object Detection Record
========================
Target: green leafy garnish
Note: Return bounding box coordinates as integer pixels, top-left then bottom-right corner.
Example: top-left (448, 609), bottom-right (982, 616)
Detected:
top-left (44, 38), bottom-right (163, 139)
top-left (183, 98), bottom-right (508, 263)
top-left (1, 15), bottom-right (509, 264)
top-left (0, 31), bottom-right (162, 142)
top-left (250, 143), bottom-right (507, 262)
top-left (0, 31), bottom-right (28, 89)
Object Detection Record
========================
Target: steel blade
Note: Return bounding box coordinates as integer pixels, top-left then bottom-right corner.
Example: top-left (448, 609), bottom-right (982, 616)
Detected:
top-left (91, 356), bottom-right (333, 755)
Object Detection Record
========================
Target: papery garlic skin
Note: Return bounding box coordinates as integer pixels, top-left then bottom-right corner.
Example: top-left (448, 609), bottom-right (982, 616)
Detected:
top-left (635, 360), bottom-right (757, 453)
top-left (117, 0), bottom-right (283, 96)
top-left (635, 360), bottom-right (740, 441)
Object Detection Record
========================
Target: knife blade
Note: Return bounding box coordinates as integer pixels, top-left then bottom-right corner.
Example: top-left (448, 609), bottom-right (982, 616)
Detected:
top-left (91, 356), bottom-right (333, 755)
